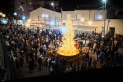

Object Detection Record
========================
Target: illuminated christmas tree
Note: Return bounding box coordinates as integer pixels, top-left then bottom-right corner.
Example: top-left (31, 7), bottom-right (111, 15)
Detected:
top-left (57, 17), bottom-right (79, 56)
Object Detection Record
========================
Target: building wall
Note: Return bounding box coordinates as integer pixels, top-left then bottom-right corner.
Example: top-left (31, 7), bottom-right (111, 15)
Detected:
top-left (30, 8), bottom-right (123, 35)
top-left (105, 19), bottom-right (123, 35)
top-left (30, 7), bottom-right (61, 28)
top-left (61, 10), bottom-right (123, 35)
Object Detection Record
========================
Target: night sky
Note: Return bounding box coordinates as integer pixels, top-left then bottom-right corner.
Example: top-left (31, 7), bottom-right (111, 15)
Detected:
top-left (0, 0), bottom-right (123, 10)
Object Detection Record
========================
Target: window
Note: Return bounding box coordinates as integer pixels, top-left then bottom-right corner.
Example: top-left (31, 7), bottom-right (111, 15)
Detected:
top-left (94, 14), bottom-right (103, 20)
top-left (76, 14), bottom-right (81, 19)
top-left (65, 14), bottom-right (71, 19)
top-left (21, 2), bottom-right (24, 4)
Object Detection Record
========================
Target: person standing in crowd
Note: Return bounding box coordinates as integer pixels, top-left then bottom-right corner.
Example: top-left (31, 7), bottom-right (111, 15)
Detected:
top-left (42, 57), bottom-right (48, 75)
top-left (0, 26), bottom-right (123, 80)
top-left (28, 57), bottom-right (33, 73)
top-left (38, 55), bottom-right (42, 70)
top-left (99, 50), bottom-right (105, 64)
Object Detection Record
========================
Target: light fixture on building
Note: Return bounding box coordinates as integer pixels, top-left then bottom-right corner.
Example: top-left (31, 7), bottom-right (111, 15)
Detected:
top-left (80, 18), bottom-right (85, 22)
top-left (29, 3), bottom-right (31, 4)
top-left (2, 14), bottom-right (6, 17)
top-left (0, 12), bottom-right (2, 16)
top-left (51, 2), bottom-right (54, 6)
top-left (22, 15), bottom-right (26, 20)
top-left (45, 13), bottom-right (49, 18)
top-left (14, 12), bottom-right (17, 16)
top-left (87, 20), bottom-right (93, 26)
top-left (1, 18), bottom-right (8, 24)
top-left (42, 14), bottom-right (45, 17)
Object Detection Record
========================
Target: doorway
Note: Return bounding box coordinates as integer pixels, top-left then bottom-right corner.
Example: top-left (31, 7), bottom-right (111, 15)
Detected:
top-left (109, 27), bottom-right (115, 36)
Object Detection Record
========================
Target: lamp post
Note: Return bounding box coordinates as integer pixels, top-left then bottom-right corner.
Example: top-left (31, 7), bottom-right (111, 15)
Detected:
top-left (51, 1), bottom-right (56, 29)
top-left (1, 13), bottom-right (6, 27)
top-left (2, 14), bottom-right (6, 18)
top-left (102, 0), bottom-right (107, 36)
top-left (14, 12), bottom-right (17, 26)
top-left (20, 6), bottom-right (26, 26)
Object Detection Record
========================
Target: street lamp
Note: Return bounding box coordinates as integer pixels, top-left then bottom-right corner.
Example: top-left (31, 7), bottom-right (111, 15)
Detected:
top-left (80, 17), bottom-right (85, 22)
top-left (42, 14), bottom-right (45, 17)
top-left (2, 14), bottom-right (5, 17)
top-left (45, 13), bottom-right (49, 18)
top-left (51, 2), bottom-right (54, 6)
top-left (14, 12), bottom-right (17, 16)
top-left (51, 1), bottom-right (57, 29)
top-left (0, 12), bottom-right (2, 16)
top-left (87, 20), bottom-right (93, 26)
top-left (102, 0), bottom-right (107, 36)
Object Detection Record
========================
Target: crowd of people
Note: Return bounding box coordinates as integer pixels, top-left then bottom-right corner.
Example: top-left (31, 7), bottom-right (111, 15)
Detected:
top-left (0, 26), bottom-right (123, 79)
top-left (0, 65), bottom-right (6, 81)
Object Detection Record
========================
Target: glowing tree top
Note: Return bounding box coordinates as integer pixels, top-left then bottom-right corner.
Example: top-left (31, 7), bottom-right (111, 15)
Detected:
top-left (57, 17), bottom-right (79, 56)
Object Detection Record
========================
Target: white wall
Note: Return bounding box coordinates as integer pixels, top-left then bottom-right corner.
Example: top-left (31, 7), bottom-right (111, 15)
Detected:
top-left (30, 7), bottom-right (61, 22)
top-left (105, 19), bottom-right (123, 35)
top-left (30, 8), bottom-right (123, 35)
top-left (61, 10), bottom-right (123, 34)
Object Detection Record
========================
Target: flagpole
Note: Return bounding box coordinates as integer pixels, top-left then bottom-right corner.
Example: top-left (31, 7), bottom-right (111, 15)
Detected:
top-left (61, 0), bottom-right (62, 25)
top-left (61, 7), bottom-right (62, 24)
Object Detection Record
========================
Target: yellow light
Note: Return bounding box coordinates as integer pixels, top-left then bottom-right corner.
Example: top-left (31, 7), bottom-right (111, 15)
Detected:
top-left (80, 18), bottom-right (85, 22)
top-left (87, 20), bottom-right (93, 26)
top-left (51, 2), bottom-right (54, 6)
top-left (42, 14), bottom-right (44, 17)
top-left (2, 14), bottom-right (6, 17)
top-left (0, 12), bottom-right (2, 15)
top-left (25, 24), bottom-right (30, 27)
top-left (57, 18), bottom-right (79, 56)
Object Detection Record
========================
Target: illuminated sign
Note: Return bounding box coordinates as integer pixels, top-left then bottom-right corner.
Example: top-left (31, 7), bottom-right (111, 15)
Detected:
top-left (73, 24), bottom-right (83, 27)
top-left (32, 21), bottom-right (46, 25)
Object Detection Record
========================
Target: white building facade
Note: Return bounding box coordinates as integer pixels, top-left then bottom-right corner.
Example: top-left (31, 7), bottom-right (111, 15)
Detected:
top-left (30, 7), bottom-right (123, 35)
top-left (62, 10), bottom-right (123, 35)
top-left (30, 7), bottom-right (61, 29)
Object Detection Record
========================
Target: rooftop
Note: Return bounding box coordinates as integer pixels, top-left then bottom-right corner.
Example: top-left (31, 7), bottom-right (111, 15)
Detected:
top-left (75, 5), bottom-right (113, 10)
